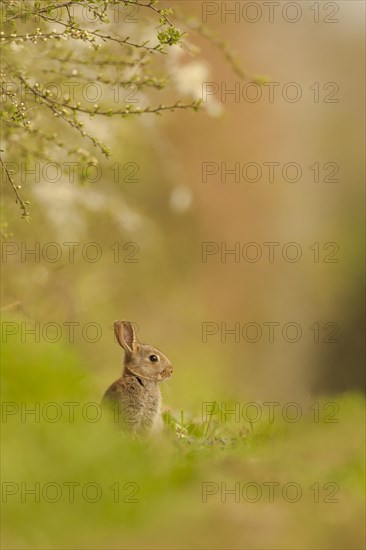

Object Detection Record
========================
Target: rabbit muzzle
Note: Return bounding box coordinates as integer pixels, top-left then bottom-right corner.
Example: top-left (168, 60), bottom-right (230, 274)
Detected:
top-left (160, 365), bottom-right (173, 380)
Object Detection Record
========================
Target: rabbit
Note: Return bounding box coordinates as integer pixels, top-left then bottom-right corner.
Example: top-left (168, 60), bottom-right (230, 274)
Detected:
top-left (102, 320), bottom-right (173, 434)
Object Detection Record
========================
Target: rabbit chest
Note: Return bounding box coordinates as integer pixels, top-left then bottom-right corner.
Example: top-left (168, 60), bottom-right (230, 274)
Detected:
top-left (136, 377), bottom-right (162, 431)
top-left (117, 375), bottom-right (161, 432)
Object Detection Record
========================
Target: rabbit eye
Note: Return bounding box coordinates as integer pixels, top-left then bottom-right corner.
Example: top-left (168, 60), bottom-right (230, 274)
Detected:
top-left (149, 354), bottom-right (159, 362)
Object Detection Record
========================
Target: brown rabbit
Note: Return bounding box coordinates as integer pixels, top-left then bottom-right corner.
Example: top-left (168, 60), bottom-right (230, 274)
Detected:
top-left (102, 320), bottom-right (173, 434)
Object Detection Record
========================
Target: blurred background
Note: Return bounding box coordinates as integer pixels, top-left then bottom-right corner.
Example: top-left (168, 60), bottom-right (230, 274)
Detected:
top-left (1, 1), bottom-right (365, 549)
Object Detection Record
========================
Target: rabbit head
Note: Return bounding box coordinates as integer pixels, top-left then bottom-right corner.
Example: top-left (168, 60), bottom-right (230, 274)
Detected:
top-left (114, 320), bottom-right (173, 382)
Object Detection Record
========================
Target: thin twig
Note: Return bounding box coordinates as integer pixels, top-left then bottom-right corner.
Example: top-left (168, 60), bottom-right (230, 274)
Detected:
top-left (16, 74), bottom-right (201, 118)
top-left (0, 152), bottom-right (30, 220)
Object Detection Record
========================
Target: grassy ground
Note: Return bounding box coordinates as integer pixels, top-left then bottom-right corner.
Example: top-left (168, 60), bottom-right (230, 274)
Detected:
top-left (1, 337), bottom-right (365, 550)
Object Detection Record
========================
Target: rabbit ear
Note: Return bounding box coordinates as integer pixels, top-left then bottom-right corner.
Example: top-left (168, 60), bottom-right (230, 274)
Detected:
top-left (114, 320), bottom-right (137, 355)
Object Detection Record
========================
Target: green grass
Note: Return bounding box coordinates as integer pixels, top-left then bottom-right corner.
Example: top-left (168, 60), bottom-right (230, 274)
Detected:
top-left (1, 338), bottom-right (365, 550)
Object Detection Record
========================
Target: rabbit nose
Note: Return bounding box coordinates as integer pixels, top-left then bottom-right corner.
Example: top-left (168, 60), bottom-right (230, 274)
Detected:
top-left (164, 365), bottom-right (173, 377)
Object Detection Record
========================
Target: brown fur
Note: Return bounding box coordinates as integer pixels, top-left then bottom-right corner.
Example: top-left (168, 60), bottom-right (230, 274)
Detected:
top-left (102, 321), bottom-right (172, 434)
